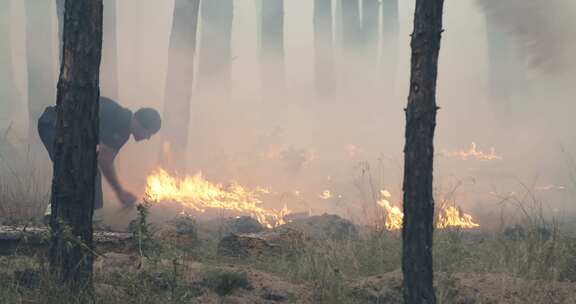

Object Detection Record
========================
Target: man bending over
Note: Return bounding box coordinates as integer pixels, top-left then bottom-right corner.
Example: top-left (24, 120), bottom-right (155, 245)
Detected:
top-left (38, 96), bottom-right (162, 218)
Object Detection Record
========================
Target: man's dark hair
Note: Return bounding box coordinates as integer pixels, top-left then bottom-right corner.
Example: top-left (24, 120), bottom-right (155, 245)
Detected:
top-left (134, 108), bottom-right (161, 134)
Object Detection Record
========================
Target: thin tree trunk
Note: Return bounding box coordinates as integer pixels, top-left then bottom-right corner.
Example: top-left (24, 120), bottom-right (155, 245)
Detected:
top-left (50, 0), bottom-right (103, 290)
top-left (198, 0), bottom-right (233, 98)
top-left (0, 0), bottom-right (20, 127)
top-left (381, 0), bottom-right (399, 88)
top-left (25, 0), bottom-right (57, 143)
top-left (314, 0), bottom-right (335, 98)
top-left (402, 0), bottom-right (444, 303)
top-left (100, 0), bottom-right (119, 99)
top-left (160, 0), bottom-right (201, 171)
top-left (341, 0), bottom-right (361, 53)
top-left (361, 0), bottom-right (379, 62)
top-left (340, 0), bottom-right (361, 89)
top-left (260, 0), bottom-right (285, 99)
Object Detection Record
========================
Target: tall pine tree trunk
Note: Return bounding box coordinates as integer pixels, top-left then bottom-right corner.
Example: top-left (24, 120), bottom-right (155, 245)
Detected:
top-left (0, 0), bottom-right (20, 128)
top-left (381, 0), bottom-right (399, 90)
top-left (314, 0), bottom-right (335, 98)
top-left (259, 0), bottom-right (285, 99)
top-left (160, 0), bottom-right (201, 171)
top-left (25, 0), bottom-right (57, 143)
top-left (100, 0), bottom-right (119, 99)
top-left (60, 0), bottom-right (117, 99)
top-left (361, 0), bottom-right (379, 62)
top-left (402, 0), bottom-right (444, 303)
top-left (340, 0), bottom-right (361, 90)
top-left (198, 0), bottom-right (233, 99)
top-left (50, 0), bottom-right (103, 289)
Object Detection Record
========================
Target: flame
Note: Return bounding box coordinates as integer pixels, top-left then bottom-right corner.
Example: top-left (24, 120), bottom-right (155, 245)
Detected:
top-left (376, 190), bottom-right (480, 231)
top-left (145, 169), bottom-right (290, 228)
top-left (377, 193), bottom-right (404, 231)
top-left (442, 142), bottom-right (503, 161)
top-left (319, 190), bottom-right (332, 200)
top-left (436, 205), bottom-right (480, 229)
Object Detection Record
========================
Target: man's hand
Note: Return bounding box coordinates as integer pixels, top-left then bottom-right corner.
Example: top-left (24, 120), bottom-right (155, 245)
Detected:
top-left (117, 190), bottom-right (137, 206)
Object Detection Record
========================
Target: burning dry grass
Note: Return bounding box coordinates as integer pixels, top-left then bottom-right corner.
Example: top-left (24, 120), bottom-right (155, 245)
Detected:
top-left (145, 169), bottom-right (290, 228)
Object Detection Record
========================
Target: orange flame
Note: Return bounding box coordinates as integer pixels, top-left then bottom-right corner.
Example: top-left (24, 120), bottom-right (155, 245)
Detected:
top-left (376, 190), bottom-right (480, 231)
top-left (442, 142), bottom-right (502, 161)
top-left (377, 197), bottom-right (404, 231)
top-left (436, 205), bottom-right (480, 229)
top-left (145, 169), bottom-right (290, 228)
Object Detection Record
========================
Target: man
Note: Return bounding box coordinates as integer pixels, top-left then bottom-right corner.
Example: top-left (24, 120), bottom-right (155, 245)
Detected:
top-left (38, 96), bottom-right (162, 218)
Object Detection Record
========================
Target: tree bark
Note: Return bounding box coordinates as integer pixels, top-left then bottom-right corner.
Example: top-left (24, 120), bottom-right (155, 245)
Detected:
top-left (198, 0), bottom-right (233, 99)
top-left (0, 0), bottom-right (20, 128)
top-left (58, 0), bottom-right (116, 99)
top-left (313, 0), bottom-right (335, 98)
top-left (402, 0), bottom-right (444, 303)
top-left (25, 0), bottom-right (57, 143)
top-left (49, 0), bottom-right (103, 290)
top-left (160, 0), bottom-right (201, 171)
top-left (259, 0), bottom-right (285, 99)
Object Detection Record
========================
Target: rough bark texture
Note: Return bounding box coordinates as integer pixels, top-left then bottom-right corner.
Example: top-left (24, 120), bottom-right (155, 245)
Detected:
top-left (25, 0), bottom-right (57, 142)
top-left (260, 0), bottom-right (285, 98)
top-left (0, 0), bottom-right (19, 127)
top-left (313, 0), bottom-right (335, 98)
top-left (160, 0), bottom-right (201, 171)
top-left (50, 0), bottom-right (103, 289)
top-left (58, 0), bottom-right (117, 99)
top-left (402, 0), bottom-right (444, 303)
top-left (198, 0), bottom-right (233, 98)
top-left (100, 0), bottom-right (119, 99)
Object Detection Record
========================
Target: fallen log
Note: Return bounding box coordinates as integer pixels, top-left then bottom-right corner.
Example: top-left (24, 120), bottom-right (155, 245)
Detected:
top-left (0, 225), bottom-right (133, 255)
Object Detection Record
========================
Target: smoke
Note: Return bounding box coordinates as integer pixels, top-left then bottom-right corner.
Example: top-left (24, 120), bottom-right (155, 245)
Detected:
top-left (477, 0), bottom-right (576, 74)
top-left (3, 0), bottom-right (576, 230)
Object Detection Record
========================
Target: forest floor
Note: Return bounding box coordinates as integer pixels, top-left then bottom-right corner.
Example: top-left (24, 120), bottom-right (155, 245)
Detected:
top-left (1, 211), bottom-right (576, 304)
top-left (2, 141), bottom-right (576, 303)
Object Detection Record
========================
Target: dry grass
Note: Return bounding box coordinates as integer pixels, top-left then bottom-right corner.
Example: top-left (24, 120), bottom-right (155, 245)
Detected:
top-left (2, 148), bottom-right (576, 302)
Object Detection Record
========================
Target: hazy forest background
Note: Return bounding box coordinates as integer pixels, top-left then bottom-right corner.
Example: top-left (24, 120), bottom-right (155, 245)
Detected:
top-left (1, 0), bottom-right (576, 228)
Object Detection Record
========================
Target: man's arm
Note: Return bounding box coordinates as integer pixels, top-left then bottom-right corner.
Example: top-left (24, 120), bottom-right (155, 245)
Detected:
top-left (98, 144), bottom-right (137, 205)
